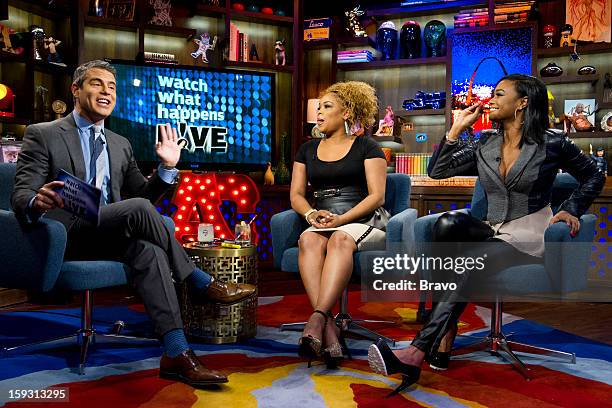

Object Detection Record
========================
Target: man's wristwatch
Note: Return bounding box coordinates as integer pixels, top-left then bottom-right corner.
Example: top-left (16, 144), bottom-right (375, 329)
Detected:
top-left (160, 164), bottom-right (176, 170)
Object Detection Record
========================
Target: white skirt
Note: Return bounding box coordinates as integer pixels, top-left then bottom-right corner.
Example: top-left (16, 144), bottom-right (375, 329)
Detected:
top-left (301, 223), bottom-right (386, 250)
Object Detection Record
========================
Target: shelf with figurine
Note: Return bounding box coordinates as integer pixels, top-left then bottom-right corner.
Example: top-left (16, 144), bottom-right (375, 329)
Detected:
top-left (337, 56), bottom-right (448, 70)
top-left (539, 73), bottom-right (600, 85)
top-left (537, 42), bottom-right (612, 57)
top-left (33, 59), bottom-right (71, 75)
top-left (401, 108), bottom-right (446, 116)
top-left (225, 60), bottom-right (295, 72)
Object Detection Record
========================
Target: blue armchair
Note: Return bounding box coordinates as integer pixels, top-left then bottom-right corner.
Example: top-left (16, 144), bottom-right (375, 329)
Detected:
top-left (0, 162), bottom-right (161, 374)
top-left (271, 173), bottom-right (417, 344)
top-left (414, 172), bottom-right (595, 379)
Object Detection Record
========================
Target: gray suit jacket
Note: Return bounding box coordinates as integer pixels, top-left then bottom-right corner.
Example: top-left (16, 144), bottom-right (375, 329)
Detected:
top-left (428, 128), bottom-right (605, 224)
top-left (11, 113), bottom-right (170, 229)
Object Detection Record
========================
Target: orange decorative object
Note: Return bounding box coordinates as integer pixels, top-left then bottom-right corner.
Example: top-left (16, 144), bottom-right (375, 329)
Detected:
top-left (171, 172), bottom-right (260, 244)
top-left (0, 83), bottom-right (15, 117)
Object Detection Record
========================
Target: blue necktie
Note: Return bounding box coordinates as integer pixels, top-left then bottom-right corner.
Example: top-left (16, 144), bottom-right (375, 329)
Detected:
top-left (89, 126), bottom-right (105, 187)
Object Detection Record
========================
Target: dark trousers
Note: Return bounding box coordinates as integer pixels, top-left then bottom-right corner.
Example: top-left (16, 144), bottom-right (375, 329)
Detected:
top-left (65, 198), bottom-right (196, 336)
top-left (411, 211), bottom-right (540, 356)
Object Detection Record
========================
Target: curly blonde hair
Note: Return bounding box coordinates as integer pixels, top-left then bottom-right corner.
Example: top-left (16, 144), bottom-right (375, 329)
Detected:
top-left (321, 81), bottom-right (378, 129)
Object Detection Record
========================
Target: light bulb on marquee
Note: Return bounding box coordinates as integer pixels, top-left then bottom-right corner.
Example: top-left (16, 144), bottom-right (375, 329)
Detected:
top-left (171, 173), bottom-right (260, 243)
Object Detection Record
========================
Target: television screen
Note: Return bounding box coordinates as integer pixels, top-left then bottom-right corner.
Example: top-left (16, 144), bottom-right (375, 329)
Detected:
top-left (106, 61), bottom-right (274, 169)
top-left (451, 26), bottom-right (534, 133)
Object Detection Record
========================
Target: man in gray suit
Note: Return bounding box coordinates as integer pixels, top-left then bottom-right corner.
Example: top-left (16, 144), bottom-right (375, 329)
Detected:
top-left (11, 60), bottom-right (255, 388)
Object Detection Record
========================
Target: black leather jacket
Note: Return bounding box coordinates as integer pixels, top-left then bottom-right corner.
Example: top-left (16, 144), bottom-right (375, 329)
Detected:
top-left (428, 128), bottom-right (605, 223)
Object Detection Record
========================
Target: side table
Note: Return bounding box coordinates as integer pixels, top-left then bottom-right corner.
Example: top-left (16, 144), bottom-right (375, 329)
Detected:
top-left (180, 243), bottom-right (258, 344)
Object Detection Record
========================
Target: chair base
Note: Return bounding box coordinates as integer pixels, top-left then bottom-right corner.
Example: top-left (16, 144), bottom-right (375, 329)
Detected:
top-left (2, 288), bottom-right (159, 376)
top-left (2, 323), bottom-right (159, 375)
top-left (454, 299), bottom-right (576, 380)
top-left (280, 312), bottom-right (396, 346)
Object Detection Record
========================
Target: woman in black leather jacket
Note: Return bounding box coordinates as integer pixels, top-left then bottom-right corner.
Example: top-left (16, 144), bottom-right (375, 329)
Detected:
top-left (368, 74), bottom-right (605, 395)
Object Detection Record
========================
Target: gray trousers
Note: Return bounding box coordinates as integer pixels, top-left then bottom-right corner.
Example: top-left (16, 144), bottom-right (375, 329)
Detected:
top-left (65, 198), bottom-right (196, 336)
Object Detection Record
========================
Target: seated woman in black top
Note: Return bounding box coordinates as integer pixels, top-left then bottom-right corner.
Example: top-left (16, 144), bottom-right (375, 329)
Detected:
top-left (291, 81), bottom-right (389, 368)
top-left (367, 74), bottom-right (605, 396)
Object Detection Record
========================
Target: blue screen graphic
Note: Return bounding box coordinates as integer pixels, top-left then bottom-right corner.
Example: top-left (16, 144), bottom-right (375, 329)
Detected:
top-left (106, 62), bottom-right (274, 166)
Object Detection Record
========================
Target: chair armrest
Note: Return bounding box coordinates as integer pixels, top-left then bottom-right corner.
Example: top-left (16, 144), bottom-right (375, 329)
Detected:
top-left (271, 209), bottom-right (303, 269)
top-left (544, 214), bottom-right (596, 294)
top-left (386, 208), bottom-right (417, 256)
top-left (0, 210), bottom-right (67, 292)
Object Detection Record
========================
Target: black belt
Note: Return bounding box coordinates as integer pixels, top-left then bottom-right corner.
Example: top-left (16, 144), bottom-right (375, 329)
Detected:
top-left (314, 186), bottom-right (367, 217)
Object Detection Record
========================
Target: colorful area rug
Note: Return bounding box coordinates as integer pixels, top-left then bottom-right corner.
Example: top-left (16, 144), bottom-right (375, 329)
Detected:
top-left (0, 292), bottom-right (611, 407)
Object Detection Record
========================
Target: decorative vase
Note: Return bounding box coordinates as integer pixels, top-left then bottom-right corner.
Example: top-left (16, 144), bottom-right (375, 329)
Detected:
top-left (577, 65), bottom-right (596, 75)
top-left (423, 20), bottom-right (446, 57)
top-left (246, 3), bottom-right (259, 12)
top-left (540, 62), bottom-right (563, 77)
top-left (400, 20), bottom-right (421, 59)
top-left (376, 21), bottom-right (398, 61)
top-left (275, 132), bottom-right (291, 184)
top-left (263, 162), bottom-right (274, 185)
top-left (232, 2), bottom-right (245, 11)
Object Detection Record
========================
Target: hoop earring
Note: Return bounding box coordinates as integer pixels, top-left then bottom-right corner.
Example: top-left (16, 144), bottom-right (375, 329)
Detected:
top-left (514, 108), bottom-right (525, 125)
top-left (344, 120), bottom-right (351, 136)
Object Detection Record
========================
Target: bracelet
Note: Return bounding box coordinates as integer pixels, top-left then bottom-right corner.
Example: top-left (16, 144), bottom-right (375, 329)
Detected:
top-left (303, 209), bottom-right (317, 224)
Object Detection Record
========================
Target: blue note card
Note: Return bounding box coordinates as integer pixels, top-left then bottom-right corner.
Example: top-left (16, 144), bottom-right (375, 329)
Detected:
top-left (56, 169), bottom-right (101, 226)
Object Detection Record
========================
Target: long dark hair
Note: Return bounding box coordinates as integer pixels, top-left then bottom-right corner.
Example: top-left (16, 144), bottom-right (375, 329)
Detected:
top-left (496, 74), bottom-right (548, 145)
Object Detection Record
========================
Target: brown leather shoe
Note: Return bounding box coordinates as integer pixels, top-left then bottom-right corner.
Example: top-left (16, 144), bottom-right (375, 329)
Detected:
top-left (203, 278), bottom-right (256, 304)
top-left (160, 349), bottom-right (228, 387)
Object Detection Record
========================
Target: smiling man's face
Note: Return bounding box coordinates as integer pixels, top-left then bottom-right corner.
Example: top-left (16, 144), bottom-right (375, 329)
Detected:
top-left (71, 67), bottom-right (116, 124)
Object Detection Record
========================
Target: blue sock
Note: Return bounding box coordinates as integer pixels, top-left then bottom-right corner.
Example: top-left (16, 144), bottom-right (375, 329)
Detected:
top-left (187, 267), bottom-right (213, 290)
top-left (163, 328), bottom-right (190, 357)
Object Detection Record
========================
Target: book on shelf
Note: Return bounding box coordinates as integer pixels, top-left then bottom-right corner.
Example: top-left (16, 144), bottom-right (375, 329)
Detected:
top-left (337, 49), bottom-right (374, 63)
top-left (494, 13), bottom-right (529, 22)
top-left (229, 22), bottom-right (238, 62)
top-left (494, 3), bottom-right (534, 13)
top-left (395, 153), bottom-right (431, 176)
top-left (410, 175), bottom-right (477, 187)
top-left (337, 58), bottom-right (372, 63)
top-left (455, 11), bottom-right (489, 19)
top-left (455, 19), bottom-right (490, 28)
top-left (454, 15), bottom-right (489, 23)
top-left (238, 32), bottom-right (244, 62)
top-left (457, 6), bottom-right (488, 13)
top-left (229, 23), bottom-right (251, 62)
top-left (399, 0), bottom-right (454, 6)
